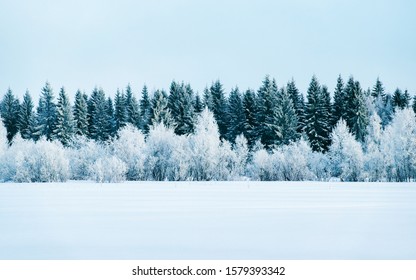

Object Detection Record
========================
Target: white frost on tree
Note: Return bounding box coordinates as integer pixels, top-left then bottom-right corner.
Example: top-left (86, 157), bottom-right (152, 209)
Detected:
top-left (112, 124), bottom-right (146, 180)
top-left (328, 119), bottom-right (364, 181)
top-left (381, 108), bottom-right (416, 181)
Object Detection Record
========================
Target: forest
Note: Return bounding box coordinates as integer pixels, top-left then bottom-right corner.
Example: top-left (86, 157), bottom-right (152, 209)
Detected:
top-left (1, 75), bottom-right (416, 183)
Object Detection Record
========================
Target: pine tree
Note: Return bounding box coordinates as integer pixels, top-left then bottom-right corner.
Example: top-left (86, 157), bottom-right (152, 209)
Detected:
top-left (287, 79), bottom-right (305, 133)
top-left (372, 77), bottom-right (385, 100)
top-left (125, 84), bottom-right (140, 128)
top-left (226, 87), bottom-right (245, 142)
top-left (203, 87), bottom-right (213, 110)
top-left (114, 88), bottom-right (127, 131)
top-left (257, 76), bottom-right (282, 148)
top-left (345, 78), bottom-right (369, 142)
top-left (304, 76), bottom-right (328, 152)
top-left (73, 90), bottom-right (89, 136)
top-left (150, 89), bottom-right (175, 128)
top-left (242, 89), bottom-right (259, 148)
top-left (0, 88), bottom-right (20, 143)
top-left (106, 97), bottom-right (116, 138)
top-left (320, 85), bottom-right (332, 147)
top-left (275, 87), bottom-right (299, 145)
top-left (168, 81), bottom-right (195, 135)
top-left (392, 88), bottom-right (409, 110)
top-left (53, 87), bottom-right (74, 146)
top-left (194, 94), bottom-right (203, 114)
top-left (209, 80), bottom-right (228, 139)
top-left (139, 85), bottom-right (151, 134)
top-left (18, 90), bottom-right (35, 140)
top-left (89, 87), bottom-right (109, 141)
top-left (34, 82), bottom-right (56, 141)
top-left (332, 75), bottom-right (346, 126)
top-left (412, 95), bottom-right (416, 115)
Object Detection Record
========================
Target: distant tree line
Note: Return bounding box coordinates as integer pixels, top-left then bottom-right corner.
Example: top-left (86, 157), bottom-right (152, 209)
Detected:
top-left (1, 75), bottom-right (416, 182)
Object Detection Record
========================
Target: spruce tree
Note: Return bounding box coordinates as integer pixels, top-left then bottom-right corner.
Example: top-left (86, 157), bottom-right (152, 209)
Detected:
top-left (0, 88), bottom-right (20, 143)
top-left (242, 89), bottom-right (259, 148)
top-left (226, 87), bottom-right (245, 142)
top-left (392, 88), bottom-right (409, 110)
top-left (412, 95), bottom-right (416, 115)
top-left (372, 77), bottom-right (385, 100)
top-left (194, 94), bottom-right (203, 114)
top-left (34, 82), bottom-right (56, 141)
top-left (168, 81), bottom-right (195, 135)
top-left (53, 87), bottom-right (74, 146)
top-left (209, 80), bottom-right (228, 139)
top-left (257, 76), bottom-right (282, 148)
top-left (139, 85), bottom-right (151, 134)
top-left (125, 84), bottom-right (140, 128)
top-left (150, 89), bottom-right (175, 128)
top-left (18, 90), bottom-right (35, 140)
top-left (345, 78), bottom-right (369, 142)
top-left (89, 87), bottom-right (109, 141)
top-left (106, 97), bottom-right (116, 137)
top-left (287, 79), bottom-right (305, 133)
top-left (203, 87), bottom-right (213, 110)
top-left (275, 87), bottom-right (299, 145)
top-left (114, 88), bottom-right (127, 131)
top-left (305, 76), bottom-right (328, 152)
top-left (73, 90), bottom-right (88, 136)
top-left (332, 75), bottom-right (346, 126)
top-left (321, 85), bottom-right (332, 148)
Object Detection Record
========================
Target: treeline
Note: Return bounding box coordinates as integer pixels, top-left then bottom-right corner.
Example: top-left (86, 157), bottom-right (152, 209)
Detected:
top-left (1, 75), bottom-right (416, 182)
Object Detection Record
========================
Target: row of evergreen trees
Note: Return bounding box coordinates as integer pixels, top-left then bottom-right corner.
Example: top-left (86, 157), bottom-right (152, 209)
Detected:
top-left (1, 76), bottom-right (414, 151)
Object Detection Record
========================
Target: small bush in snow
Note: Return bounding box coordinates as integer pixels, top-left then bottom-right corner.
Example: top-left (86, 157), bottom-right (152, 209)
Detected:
top-left (89, 155), bottom-right (127, 183)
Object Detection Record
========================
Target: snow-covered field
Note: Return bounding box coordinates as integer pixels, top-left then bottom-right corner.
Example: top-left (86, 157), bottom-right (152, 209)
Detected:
top-left (0, 181), bottom-right (415, 260)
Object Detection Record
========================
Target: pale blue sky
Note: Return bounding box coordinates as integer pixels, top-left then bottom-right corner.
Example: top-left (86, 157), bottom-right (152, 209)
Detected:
top-left (1, 0), bottom-right (415, 100)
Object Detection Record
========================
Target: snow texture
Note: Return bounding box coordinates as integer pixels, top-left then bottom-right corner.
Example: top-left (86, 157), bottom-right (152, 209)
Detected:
top-left (0, 181), bottom-right (415, 260)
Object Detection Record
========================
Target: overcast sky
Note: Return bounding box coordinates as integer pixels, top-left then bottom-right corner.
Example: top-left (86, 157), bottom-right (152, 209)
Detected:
top-left (1, 0), bottom-right (415, 100)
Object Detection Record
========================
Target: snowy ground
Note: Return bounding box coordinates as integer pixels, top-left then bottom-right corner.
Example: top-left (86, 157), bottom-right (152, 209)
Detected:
top-left (0, 181), bottom-right (415, 260)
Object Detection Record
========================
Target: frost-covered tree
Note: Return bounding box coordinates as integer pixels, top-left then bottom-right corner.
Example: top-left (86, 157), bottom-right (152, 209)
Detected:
top-left (144, 124), bottom-right (182, 180)
top-left (89, 155), bottom-right (127, 183)
top-left (168, 81), bottom-right (195, 135)
top-left (232, 134), bottom-right (249, 178)
top-left (18, 90), bottom-right (35, 140)
top-left (53, 87), bottom-right (74, 146)
top-left (381, 108), bottom-right (416, 181)
top-left (112, 124), bottom-right (146, 180)
top-left (73, 90), bottom-right (88, 136)
top-left (185, 108), bottom-right (222, 180)
top-left (364, 113), bottom-right (386, 181)
top-left (34, 82), bottom-right (56, 141)
top-left (328, 119), bottom-right (364, 181)
top-left (12, 137), bottom-right (70, 182)
top-left (1, 88), bottom-right (20, 143)
top-left (226, 87), bottom-right (245, 142)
